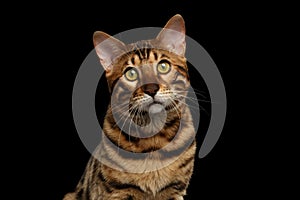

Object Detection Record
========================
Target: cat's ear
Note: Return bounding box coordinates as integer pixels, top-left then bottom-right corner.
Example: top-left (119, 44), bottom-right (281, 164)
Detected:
top-left (93, 31), bottom-right (126, 71)
top-left (156, 14), bottom-right (186, 56)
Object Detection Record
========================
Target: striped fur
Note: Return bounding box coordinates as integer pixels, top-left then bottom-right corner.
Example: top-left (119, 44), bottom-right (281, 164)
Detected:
top-left (64, 14), bottom-right (196, 200)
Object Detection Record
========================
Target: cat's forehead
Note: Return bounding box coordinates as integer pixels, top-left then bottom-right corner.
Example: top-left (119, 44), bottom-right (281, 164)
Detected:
top-left (122, 39), bottom-right (185, 65)
top-left (120, 40), bottom-right (160, 66)
top-left (126, 39), bottom-right (154, 50)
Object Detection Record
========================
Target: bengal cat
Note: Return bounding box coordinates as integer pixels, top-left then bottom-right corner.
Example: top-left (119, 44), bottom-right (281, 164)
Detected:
top-left (64, 14), bottom-right (196, 200)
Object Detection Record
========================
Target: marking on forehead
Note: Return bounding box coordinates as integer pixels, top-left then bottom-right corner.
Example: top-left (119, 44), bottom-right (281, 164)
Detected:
top-left (136, 49), bottom-right (143, 60)
top-left (160, 54), bottom-right (170, 60)
top-left (153, 52), bottom-right (158, 60)
top-left (174, 65), bottom-right (189, 80)
top-left (148, 51), bottom-right (158, 62)
top-left (130, 57), bottom-right (135, 65)
top-left (145, 48), bottom-right (150, 59)
top-left (140, 48), bottom-right (146, 59)
top-left (133, 54), bottom-right (141, 65)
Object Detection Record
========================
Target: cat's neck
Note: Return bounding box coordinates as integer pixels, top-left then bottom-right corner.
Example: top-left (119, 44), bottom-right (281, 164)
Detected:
top-left (102, 104), bottom-right (193, 153)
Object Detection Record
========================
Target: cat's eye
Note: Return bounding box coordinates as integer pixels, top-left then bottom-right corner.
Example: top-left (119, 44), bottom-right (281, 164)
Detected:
top-left (124, 68), bottom-right (138, 81)
top-left (157, 61), bottom-right (171, 74)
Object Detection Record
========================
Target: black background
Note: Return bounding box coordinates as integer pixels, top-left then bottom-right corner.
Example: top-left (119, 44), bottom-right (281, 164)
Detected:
top-left (11, 1), bottom-right (284, 200)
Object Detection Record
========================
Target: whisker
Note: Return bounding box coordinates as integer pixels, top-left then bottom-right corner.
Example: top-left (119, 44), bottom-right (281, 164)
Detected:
top-left (175, 98), bottom-right (209, 116)
top-left (139, 109), bottom-right (144, 127)
top-left (167, 97), bottom-right (181, 119)
top-left (175, 94), bottom-right (201, 102)
top-left (175, 98), bottom-right (200, 110)
top-left (117, 104), bottom-right (139, 153)
top-left (107, 102), bottom-right (128, 113)
top-left (112, 103), bottom-right (139, 152)
top-left (110, 102), bottom-right (140, 128)
top-left (174, 93), bottom-right (217, 104)
top-left (133, 108), bottom-right (141, 138)
top-left (127, 106), bottom-right (138, 146)
top-left (112, 109), bottom-right (130, 128)
top-left (172, 89), bottom-right (207, 99)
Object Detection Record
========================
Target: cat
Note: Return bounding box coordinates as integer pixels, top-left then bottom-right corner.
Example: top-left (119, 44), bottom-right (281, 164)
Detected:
top-left (64, 14), bottom-right (196, 200)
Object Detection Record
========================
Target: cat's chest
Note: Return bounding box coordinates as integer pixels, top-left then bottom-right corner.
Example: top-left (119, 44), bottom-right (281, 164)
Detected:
top-left (130, 165), bottom-right (179, 195)
top-left (105, 156), bottom-right (187, 195)
top-left (137, 168), bottom-right (174, 194)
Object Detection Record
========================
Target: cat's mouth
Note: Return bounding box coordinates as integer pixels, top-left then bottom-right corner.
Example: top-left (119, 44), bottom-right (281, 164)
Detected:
top-left (148, 101), bottom-right (164, 114)
top-left (128, 99), bottom-right (180, 127)
top-left (147, 100), bottom-right (179, 114)
top-left (149, 101), bottom-right (163, 106)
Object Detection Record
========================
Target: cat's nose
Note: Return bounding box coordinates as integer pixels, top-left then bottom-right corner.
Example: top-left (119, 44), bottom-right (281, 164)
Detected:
top-left (142, 83), bottom-right (159, 98)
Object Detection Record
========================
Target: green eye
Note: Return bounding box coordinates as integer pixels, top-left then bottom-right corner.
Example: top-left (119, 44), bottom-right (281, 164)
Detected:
top-left (125, 68), bottom-right (138, 81)
top-left (157, 61), bottom-right (171, 74)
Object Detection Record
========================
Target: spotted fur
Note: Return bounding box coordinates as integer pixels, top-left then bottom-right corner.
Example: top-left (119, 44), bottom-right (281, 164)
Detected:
top-left (64, 14), bottom-right (196, 200)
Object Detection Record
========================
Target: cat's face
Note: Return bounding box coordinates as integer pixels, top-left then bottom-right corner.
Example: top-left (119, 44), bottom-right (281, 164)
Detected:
top-left (112, 46), bottom-right (189, 122)
top-left (125, 51), bottom-right (188, 114)
top-left (94, 15), bottom-right (189, 129)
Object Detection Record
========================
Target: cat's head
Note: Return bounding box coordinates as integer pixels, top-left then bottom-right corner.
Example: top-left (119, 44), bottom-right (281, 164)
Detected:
top-left (93, 14), bottom-right (189, 127)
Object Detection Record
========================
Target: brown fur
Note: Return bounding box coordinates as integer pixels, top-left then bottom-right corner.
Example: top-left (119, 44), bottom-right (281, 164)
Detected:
top-left (64, 14), bottom-right (196, 200)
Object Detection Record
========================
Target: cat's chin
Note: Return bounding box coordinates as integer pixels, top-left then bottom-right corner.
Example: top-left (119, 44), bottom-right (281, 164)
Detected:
top-left (148, 103), bottom-right (164, 114)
